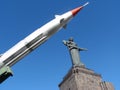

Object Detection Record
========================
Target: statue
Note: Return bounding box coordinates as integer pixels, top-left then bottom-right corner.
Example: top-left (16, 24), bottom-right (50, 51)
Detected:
top-left (63, 37), bottom-right (87, 67)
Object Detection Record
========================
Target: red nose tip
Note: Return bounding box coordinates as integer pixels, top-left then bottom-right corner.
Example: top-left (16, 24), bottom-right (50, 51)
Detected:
top-left (71, 6), bottom-right (83, 16)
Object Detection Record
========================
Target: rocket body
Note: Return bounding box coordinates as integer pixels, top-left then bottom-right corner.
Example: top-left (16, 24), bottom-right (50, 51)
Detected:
top-left (0, 10), bottom-right (74, 67)
top-left (0, 2), bottom-right (88, 83)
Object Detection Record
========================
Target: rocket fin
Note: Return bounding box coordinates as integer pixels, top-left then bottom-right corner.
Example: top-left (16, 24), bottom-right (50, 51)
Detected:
top-left (63, 24), bottom-right (67, 29)
top-left (60, 18), bottom-right (64, 24)
top-left (59, 18), bottom-right (67, 29)
top-left (55, 15), bottom-right (60, 18)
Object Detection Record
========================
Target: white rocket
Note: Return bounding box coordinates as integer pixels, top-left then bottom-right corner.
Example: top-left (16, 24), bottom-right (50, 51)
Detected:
top-left (0, 2), bottom-right (89, 83)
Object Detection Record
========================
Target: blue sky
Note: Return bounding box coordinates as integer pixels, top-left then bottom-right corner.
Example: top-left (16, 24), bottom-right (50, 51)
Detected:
top-left (0, 0), bottom-right (120, 90)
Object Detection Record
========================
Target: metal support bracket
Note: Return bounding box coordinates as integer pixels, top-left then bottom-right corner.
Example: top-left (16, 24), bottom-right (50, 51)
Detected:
top-left (0, 66), bottom-right (13, 83)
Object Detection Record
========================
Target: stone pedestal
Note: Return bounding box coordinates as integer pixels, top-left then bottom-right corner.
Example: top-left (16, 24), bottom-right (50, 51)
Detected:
top-left (59, 66), bottom-right (114, 90)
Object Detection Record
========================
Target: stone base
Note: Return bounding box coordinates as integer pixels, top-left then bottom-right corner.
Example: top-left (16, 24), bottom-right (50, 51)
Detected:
top-left (59, 66), bottom-right (114, 90)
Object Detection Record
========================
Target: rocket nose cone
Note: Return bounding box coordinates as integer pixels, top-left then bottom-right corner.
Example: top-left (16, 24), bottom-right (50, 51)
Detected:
top-left (71, 2), bottom-right (89, 16)
top-left (71, 6), bottom-right (83, 16)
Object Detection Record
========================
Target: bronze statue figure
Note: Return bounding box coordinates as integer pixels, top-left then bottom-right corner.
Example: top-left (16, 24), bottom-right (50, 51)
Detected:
top-left (63, 37), bottom-right (87, 67)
